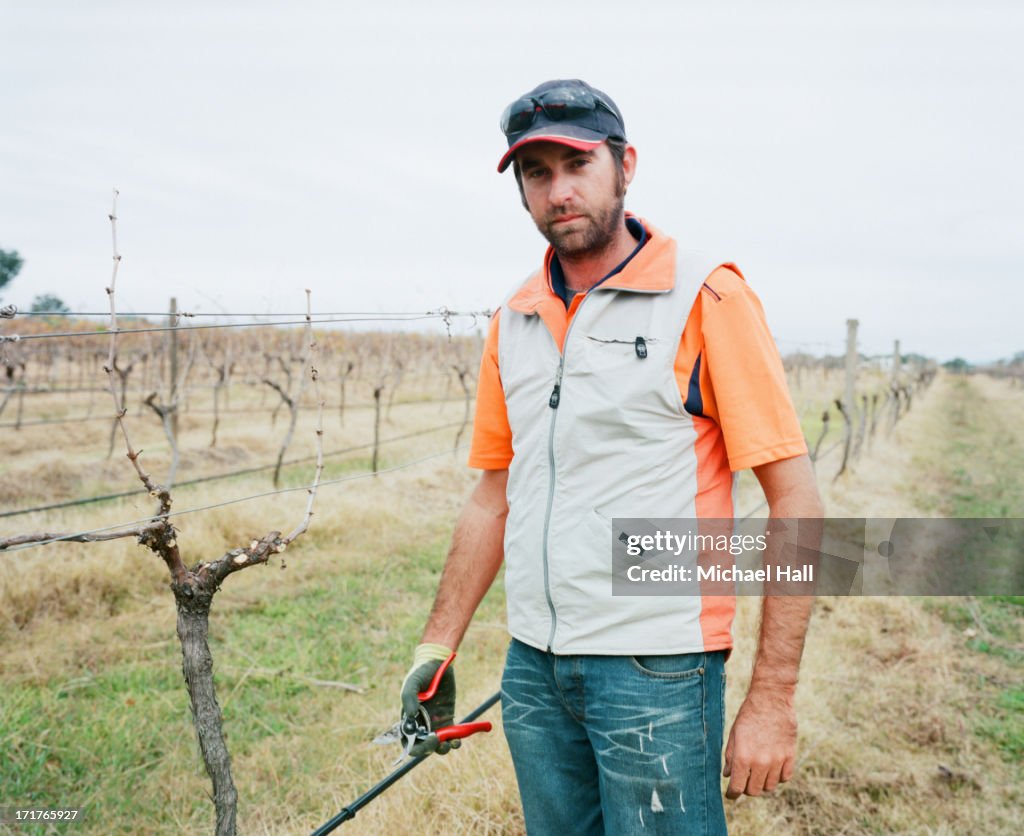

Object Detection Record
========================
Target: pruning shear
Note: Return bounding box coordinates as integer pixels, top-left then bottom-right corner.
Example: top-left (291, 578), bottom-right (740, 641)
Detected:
top-left (373, 653), bottom-right (492, 763)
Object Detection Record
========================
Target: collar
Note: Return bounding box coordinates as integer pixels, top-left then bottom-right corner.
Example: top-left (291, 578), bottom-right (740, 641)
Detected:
top-left (508, 215), bottom-right (678, 314)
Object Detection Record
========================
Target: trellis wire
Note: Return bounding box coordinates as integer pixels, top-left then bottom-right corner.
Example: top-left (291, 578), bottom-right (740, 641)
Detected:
top-left (1, 444), bottom-right (470, 553)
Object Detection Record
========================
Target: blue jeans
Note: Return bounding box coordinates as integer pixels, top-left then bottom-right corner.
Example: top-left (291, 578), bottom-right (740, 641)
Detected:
top-left (501, 639), bottom-right (727, 836)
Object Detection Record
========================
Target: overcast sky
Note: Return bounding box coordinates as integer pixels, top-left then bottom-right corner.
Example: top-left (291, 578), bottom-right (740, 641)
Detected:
top-left (2, 0), bottom-right (1021, 362)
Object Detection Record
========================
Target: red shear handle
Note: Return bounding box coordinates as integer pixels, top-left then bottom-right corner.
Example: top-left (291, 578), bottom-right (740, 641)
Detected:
top-left (417, 652), bottom-right (456, 702)
top-left (434, 721), bottom-right (492, 743)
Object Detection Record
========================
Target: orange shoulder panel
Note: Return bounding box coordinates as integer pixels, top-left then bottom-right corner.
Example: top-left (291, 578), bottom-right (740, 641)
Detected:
top-left (467, 309), bottom-right (514, 470)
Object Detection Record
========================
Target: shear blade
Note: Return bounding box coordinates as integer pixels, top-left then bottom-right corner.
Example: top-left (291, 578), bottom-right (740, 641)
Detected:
top-left (374, 705), bottom-right (430, 758)
top-left (372, 723), bottom-right (404, 746)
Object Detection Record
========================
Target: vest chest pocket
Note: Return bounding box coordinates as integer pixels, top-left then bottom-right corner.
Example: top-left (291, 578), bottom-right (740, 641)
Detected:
top-left (585, 334), bottom-right (655, 356)
top-left (566, 330), bottom-right (684, 419)
top-left (575, 334), bottom-right (665, 378)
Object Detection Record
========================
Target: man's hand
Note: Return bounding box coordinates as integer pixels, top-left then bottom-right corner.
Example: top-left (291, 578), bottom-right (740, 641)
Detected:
top-left (722, 688), bottom-right (797, 799)
top-left (400, 643), bottom-right (459, 756)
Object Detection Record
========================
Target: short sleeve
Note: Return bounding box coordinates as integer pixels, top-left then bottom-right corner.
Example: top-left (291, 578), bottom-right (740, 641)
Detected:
top-left (467, 309), bottom-right (514, 469)
top-left (701, 272), bottom-right (807, 471)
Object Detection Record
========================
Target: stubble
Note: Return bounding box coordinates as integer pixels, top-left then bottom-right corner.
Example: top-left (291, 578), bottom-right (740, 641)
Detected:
top-left (536, 194), bottom-right (625, 260)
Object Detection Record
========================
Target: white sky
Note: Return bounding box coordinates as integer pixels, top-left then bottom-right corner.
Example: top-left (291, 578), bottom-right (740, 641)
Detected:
top-left (2, 0), bottom-right (1022, 362)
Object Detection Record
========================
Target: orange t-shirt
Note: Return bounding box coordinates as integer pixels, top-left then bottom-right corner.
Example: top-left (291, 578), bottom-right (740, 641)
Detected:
top-left (469, 222), bottom-right (807, 492)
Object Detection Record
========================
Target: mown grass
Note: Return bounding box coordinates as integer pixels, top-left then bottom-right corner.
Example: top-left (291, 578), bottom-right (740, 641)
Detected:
top-left (917, 374), bottom-right (1024, 775)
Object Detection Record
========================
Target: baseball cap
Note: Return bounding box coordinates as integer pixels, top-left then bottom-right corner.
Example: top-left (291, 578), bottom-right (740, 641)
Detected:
top-left (497, 79), bottom-right (626, 173)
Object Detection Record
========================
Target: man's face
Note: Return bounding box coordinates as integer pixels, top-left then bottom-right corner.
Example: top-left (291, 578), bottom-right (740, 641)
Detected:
top-left (516, 141), bottom-right (633, 259)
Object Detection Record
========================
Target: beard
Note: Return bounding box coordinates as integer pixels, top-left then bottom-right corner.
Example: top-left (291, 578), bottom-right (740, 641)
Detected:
top-left (535, 192), bottom-right (625, 260)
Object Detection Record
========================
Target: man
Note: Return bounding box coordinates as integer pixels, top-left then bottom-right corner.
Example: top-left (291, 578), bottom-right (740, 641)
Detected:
top-left (400, 79), bottom-right (823, 834)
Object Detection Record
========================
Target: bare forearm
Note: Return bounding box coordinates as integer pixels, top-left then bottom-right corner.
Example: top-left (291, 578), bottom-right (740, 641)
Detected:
top-left (749, 454), bottom-right (823, 698)
top-left (749, 595), bottom-right (813, 698)
top-left (724, 455), bottom-right (822, 798)
top-left (421, 469), bottom-right (508, 650)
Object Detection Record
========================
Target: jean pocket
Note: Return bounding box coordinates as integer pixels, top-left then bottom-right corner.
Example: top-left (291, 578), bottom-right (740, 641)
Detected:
top-left (629, 652), bottom-right (706, 680)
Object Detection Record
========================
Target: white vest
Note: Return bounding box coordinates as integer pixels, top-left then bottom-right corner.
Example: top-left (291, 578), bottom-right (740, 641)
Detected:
top-left (498, 246), bottom-right (730, 654)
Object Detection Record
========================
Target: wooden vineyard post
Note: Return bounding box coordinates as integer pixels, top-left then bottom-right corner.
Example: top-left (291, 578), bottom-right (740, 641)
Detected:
top-left (372, 384), bottom-right (383, 473)
top-left (836, 319), bottom-right (858, 479)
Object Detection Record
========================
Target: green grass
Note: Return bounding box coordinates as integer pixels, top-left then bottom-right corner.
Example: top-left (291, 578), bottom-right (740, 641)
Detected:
top-left (977, 686), bottom-right (1024, 762)
top-left (922, 376), bottom-right (1024, 769)
top-left (0, 528), bottom-right (506, 833)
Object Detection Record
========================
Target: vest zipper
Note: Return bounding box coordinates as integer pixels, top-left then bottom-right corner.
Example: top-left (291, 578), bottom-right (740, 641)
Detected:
top-left (541, 357), bottom-right (562, 651)
top-left (548, 362), bottom-right (564, 408)
top-left (540, 304), bottom-right (587, 652)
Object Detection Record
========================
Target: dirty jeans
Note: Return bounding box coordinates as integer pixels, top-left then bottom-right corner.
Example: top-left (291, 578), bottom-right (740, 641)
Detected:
top-left (501, 639), bottom-right (727, 835)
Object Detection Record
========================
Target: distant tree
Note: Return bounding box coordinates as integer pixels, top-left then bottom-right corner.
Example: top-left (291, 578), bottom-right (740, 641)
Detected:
top-left (942, 357), bottom-right (971, 374)
top-left (1011, 351), bottom-right (1024, 367)
top-left (0, 248), bottom-right (23, 298)
top-left (30, 293), bottom-right (70, 313)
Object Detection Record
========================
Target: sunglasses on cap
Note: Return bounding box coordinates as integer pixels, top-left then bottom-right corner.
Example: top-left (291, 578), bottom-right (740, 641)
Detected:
top-left (500, 85), bottom-right (621, 137)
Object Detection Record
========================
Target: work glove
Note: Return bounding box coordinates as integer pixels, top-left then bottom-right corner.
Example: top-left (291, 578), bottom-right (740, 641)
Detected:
top-left (400, 642), bottom-right (460, 756)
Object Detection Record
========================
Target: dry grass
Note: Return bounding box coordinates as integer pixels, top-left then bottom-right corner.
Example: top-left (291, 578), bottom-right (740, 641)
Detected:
top-left (724, 593), bottom-right (1020, 834)
top-left (2, 353), bottom-right (1021, 834)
